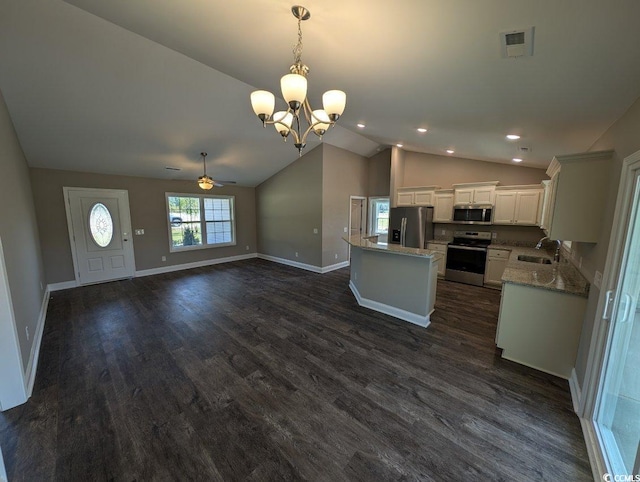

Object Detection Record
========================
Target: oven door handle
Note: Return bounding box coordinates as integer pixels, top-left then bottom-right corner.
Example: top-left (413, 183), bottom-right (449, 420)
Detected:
top-left (447, 245), bottom-right (487, 252)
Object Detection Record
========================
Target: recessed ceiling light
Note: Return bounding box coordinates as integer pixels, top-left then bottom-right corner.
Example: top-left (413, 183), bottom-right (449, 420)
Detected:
top-left (357, 123), bottom-right (365, 128)
top-left (396, 143), bottom-right (403, 148)
top-left (506, 134), bottom-right (521, 140)
top-left (417, 128), bottom-right (427, 133)
top-left (446, 149), bottom-right (455, 154)
top-left (512, 158), bottom-right (523, 163)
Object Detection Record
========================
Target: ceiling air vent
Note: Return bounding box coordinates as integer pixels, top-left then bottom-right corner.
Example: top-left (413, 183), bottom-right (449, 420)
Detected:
top-left (518, 146), bottom-right (531, 153)
top-left (500, 27), bottom-right (534, 58)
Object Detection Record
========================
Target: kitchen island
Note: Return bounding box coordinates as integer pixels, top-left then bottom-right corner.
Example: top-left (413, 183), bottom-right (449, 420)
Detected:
top-left (344, 235), bottom-right (442, 327)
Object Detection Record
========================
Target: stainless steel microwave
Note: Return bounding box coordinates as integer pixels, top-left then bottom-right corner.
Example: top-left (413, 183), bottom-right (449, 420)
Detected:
top-left (453, 204), bottom-right (493, 225)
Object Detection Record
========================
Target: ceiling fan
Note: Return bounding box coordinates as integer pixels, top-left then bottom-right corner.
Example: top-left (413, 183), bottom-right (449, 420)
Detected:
top-left (197, 152), bottom-right (236, 189)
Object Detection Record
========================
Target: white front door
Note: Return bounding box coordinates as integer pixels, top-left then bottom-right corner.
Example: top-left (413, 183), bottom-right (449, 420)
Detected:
top-left (65, 188), bottom-right (135, 285)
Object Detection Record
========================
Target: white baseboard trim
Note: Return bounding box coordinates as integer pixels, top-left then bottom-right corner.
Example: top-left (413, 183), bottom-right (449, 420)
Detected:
top-left (580, 417), bottom-right (607, 482)
top-left (257, 254), bottom-right (323, 273)
top-left (47, 280), bottom-right (78, 292)
top-left (320, 260), bottom-right (350, 273)
top-left (24, 288), bottom-right (50, 397)
top-left (569, 367), bottom-right (582, 413)
top-left (349, 281), bottom-right (431, 328)
top-left (135, 253), bottom-right (258, 277)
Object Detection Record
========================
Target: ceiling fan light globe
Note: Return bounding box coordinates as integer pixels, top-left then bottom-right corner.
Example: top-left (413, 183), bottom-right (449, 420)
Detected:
top-left (198, 175), bottom-right (214, 190)
top-left (250, 90), bottom-right (275, 118)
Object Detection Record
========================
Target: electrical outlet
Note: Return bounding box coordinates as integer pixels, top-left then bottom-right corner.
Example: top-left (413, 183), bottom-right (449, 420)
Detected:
top-left (579, 256), bottom-right (583, 269)
top-left (25, 326), bottom-right (29, 341)
top-left (245, 245), bottom-right (249, 250)
top-left (134, 229), bottom-right (145, 235)
top-left (354, 272), bottom-right (357, 280)
top-left (343, 227), bottom-right (347, 233)
top-left (40, 282), bottom-right (43, 291)
top-left (313, 228), bottom-right (318, 234)
top-left (295, 252), bottom-right (299, 258)
top-left (161, 256), bottom-right (166, 262)
top-left (335, 253), bottom-right (338, 259)
top-left (594, 270), bottom-right (603, 289)
top-left (491, 232), bottom-right (497, 239)
top-left (440, 229), bottom-right (446, 236)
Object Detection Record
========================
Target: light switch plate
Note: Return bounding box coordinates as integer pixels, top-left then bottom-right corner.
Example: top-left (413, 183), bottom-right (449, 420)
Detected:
top-left (594, 270), bottom-right (602, 289)
top-left (135, 229), bottom-right (144, 235)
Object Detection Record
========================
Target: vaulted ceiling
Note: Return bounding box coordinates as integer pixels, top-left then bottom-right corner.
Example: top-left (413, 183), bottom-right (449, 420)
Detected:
top-left (1, 0), bottom-right (640, 186)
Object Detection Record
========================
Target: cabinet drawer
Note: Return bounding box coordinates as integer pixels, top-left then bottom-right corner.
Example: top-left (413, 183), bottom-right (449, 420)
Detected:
top-left (488, 249), bottom-right (510, 259)
top-left (427, 243), bottom-right (448, 253)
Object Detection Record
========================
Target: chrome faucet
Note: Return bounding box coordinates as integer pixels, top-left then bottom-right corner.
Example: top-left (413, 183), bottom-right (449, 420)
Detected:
top-left (535, 236), bottom-right (562, 262)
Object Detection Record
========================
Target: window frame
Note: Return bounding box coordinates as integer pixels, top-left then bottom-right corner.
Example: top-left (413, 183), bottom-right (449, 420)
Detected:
top-left (165, 192), bottom-right (236, 253)
top-left (368, 197), bottom-right (390, 236)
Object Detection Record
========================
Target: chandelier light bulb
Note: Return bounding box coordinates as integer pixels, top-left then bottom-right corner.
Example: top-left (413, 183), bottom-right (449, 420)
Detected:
top-left (281, 73), bottom-right (307, 111)
top-left (312, 109), bottom-right (331, 136)
top-left (322, 90), bottom-right (346, 121)
top-left (250, 90), bottom-right (275, 122)
top-left (273, 111), bottom-right (294, 137)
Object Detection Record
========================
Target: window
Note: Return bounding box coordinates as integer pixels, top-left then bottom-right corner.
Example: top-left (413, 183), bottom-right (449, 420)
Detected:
top-left (166, 193), bottom-right (235, 251)
top-left (369, 197), bottom-right (390, 242)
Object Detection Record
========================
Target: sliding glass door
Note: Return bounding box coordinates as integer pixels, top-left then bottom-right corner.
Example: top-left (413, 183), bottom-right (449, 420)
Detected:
top-left (595, 168), bottom-right (640, 477)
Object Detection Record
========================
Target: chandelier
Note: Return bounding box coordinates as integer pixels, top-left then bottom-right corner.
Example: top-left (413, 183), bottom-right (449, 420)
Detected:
top-left (197, 152), bottom-right (214, 190)
top-left (250, 5), bottom-right (346, 156)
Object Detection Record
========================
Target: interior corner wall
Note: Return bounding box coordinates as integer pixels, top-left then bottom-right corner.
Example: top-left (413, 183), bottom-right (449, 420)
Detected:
top-left (0, 88), bottom-right (46, 375)
top-left (256, 145), bottom-right (324, 267)
top-left (368, 149), bottom-right (391, 197)
top-left (402, 151), bottom-right (547, 187)
top-left (321, 144), bottom-right (369, 267)
top-left (29, 168), bottom-right (257, 283)
top-left (573, 95), bottom-right (640, 389)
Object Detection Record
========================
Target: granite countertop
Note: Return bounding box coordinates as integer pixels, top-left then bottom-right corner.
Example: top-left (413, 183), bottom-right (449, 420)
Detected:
top-left (499, 246), bottom-right (590, 298)
top-left (344, 235), bottom-right (443, 260)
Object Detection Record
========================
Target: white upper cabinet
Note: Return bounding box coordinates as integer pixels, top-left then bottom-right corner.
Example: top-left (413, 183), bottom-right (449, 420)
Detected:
top-left (453, 181), bottom-right (499, 205)
top-left (493, 187), bottom-right (541, 225)
top-left (433, 191), bottom-right (454, 222)
top-left (396, 186), bottom-right (440, 206)
top-left (543, 150), bottom-right (613, 242)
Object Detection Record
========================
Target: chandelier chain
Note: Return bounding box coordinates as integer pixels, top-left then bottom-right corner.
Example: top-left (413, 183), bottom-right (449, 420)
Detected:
top-left (293, 17), bottom-right (303, 65)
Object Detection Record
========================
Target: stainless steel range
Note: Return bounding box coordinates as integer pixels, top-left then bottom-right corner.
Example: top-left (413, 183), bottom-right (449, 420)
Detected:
top-left (445, 231), bottom-right (492, 287)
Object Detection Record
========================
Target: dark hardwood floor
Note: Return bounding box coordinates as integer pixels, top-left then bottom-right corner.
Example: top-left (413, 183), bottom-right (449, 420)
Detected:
top-left (0, 259), bottom-right (592, 481)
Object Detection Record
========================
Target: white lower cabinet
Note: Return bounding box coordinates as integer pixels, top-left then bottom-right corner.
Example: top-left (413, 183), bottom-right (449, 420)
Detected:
top-left (496, 283), bottom-right (587, 378)
top-left (484, 248), bottom-right (509, 287)
top-left (427, 243), bottom-right (447, 277)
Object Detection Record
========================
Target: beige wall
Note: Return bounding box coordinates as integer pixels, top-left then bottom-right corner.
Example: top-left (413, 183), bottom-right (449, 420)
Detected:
top-left (30, 168), bottom-right (257, 284)
top-left (256, 145), bottom-right (323, 266)
top-left (322, 144), bottom-right (369, 267)
top-left (367, 149), bottom-right (391, 197)
top-left (0, 89), bottom-right (46, 371)
top-left (403, 151), bottom-right (548, 188)
top-left (573, 96), bottom-right (640, 388)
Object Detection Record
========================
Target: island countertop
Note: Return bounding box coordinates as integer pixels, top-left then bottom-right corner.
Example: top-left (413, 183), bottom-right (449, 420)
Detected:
top-left (344, 235), bottom-right (443, 260)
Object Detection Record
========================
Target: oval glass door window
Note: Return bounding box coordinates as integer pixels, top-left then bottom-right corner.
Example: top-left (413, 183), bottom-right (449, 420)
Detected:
top-left (89, 203), bottom-right (114, 247)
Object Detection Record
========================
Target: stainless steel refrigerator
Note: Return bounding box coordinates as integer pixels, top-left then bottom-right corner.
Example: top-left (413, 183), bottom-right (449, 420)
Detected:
top-left (388, 206), bottom-right (434, 249)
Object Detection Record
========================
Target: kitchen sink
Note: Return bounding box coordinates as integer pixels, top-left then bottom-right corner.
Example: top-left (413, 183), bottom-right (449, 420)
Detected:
top-left (517, 255), bottom-right (553, 264)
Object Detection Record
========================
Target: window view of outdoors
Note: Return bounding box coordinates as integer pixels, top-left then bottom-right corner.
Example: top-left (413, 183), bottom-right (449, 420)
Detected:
top-left (168, 196), bottom-right (202, 248)
top-left (204, 197), bottom-right (233, 244)
top-left (374, 200), bottom-right (389, 234)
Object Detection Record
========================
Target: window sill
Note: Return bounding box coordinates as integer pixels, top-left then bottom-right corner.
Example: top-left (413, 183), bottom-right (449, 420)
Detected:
top-left (169, 242), bottom-right (236, 253)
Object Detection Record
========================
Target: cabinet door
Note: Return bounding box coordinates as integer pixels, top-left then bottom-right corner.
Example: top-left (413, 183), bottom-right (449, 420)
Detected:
top-left (540, 176), bottom-right (558, 232)
top-left (427, 244), bottom-right (447, 276)
top-left (485, 257), bottom-right (507, 285)
top-left (514, 190), bottom-right (541, 225)
top-left (493, 192), bottom-right (517, 224)
top-left (454, 189), bottom-right (474, 205)
top-left (414, 190), bottom-right (434, 206)
top-left (397, 191), bottom-right (414, 206)
top-left (473, 187), bottom-right (495, 204)
top-left (433, 194), bottom-right (454, 222)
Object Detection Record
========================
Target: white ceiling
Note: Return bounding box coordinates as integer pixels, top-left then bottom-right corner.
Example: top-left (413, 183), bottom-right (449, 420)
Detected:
top-left (2, 0), bottom-right (640, 186)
